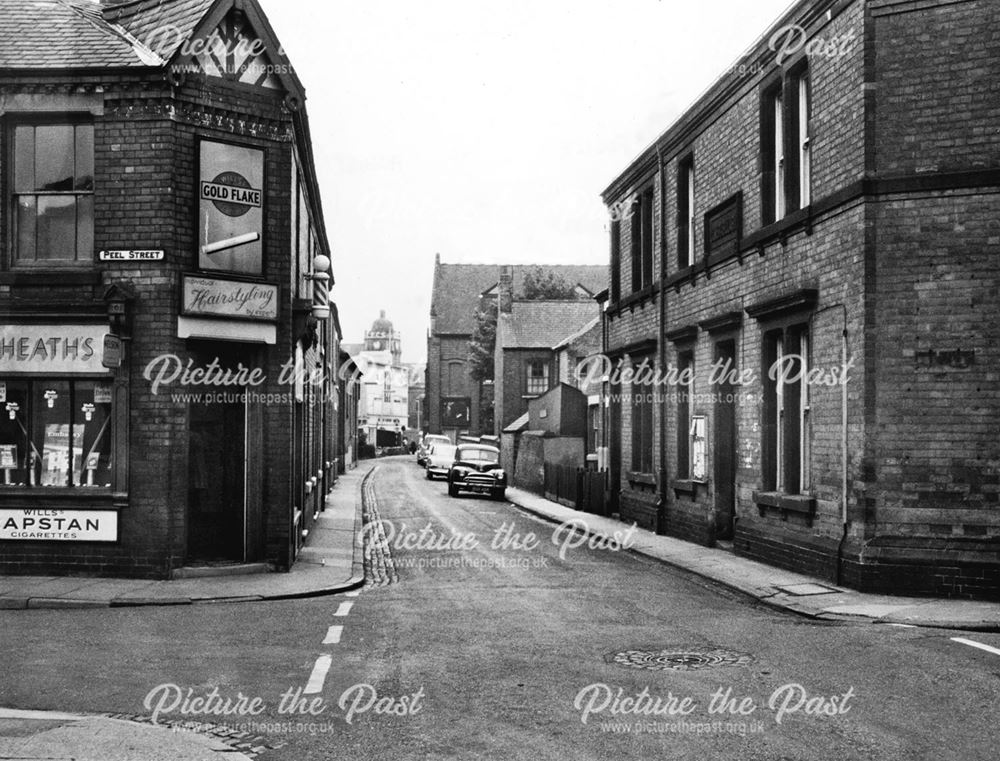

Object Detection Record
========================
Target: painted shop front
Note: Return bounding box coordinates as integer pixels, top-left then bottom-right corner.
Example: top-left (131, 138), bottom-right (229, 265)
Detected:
top-left (0, 0), bottom-right (338, 578)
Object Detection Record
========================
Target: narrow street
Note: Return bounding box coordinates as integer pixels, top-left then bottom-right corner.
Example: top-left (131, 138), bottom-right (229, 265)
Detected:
top-left (1, 456), bottom-right (999, 760)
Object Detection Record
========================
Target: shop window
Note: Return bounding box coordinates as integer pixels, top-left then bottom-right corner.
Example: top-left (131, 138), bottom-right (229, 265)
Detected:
top-left (0, 379), bottom-right (112, 488)
top-left (676, 351), bottom-right (693, 477)
top-left (762, 325), bottom-right (810, 494)
top-left (677, 156), bottom-right (695, 269)
top-left (11, 122), bottom-right (94, 265)
top-left (630, 357), bottom-right (654, 473)
top-left (525, 360), bottom-right (549, 396)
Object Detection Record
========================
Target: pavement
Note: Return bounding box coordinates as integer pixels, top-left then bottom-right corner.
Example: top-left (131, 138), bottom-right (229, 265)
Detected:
top-left (0, 462), bottom-right (373, 610)
top-left (505, 485), bottom-right (1000, 633)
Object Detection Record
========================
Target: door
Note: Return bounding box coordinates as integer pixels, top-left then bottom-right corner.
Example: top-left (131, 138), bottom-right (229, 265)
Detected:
top-left (187, 395), bottom-right (246, 563)
top-left (713, 340), bottom-right (737, 541)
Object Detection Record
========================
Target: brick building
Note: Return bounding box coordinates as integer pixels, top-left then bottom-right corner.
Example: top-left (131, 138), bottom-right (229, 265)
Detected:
top-left (0, 0), bottom-right (340, 577)
top-left (602, 0), bottom-right (999, 598)
top-left (425, 255), bottom-right (604, 442)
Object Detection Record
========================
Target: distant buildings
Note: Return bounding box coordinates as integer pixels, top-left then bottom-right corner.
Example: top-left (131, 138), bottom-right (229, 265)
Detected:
top-left (345, 311), bottom-right (410, 447)
top-left (426, 255), bottom-right (605, 443)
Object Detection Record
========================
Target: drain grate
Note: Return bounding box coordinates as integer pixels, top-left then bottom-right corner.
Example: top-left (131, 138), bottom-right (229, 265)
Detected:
top-left (608, 648), bottom-right (754, 671)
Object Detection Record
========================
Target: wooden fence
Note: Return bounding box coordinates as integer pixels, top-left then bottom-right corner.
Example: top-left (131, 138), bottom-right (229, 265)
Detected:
top-left (542, 464), bottom-right (609, 516)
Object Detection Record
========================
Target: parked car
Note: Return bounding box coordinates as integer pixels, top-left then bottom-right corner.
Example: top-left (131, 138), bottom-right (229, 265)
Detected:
top-left (479, 435), bottom-right (500, 449)
top-left (447, 445), bottom-right (506, 500)
top-left (417, 434), bottom-right (451, 466)
top-left (425, 443), bottom-right (457, 480)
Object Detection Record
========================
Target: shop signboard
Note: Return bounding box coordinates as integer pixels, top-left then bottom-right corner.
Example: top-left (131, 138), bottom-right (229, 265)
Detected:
top-left (0, 325), bottom-right (111, 375)
top-left (0, 509), bottom-right (118, 542)
top-left (181, 274), bottom-right (279, 322)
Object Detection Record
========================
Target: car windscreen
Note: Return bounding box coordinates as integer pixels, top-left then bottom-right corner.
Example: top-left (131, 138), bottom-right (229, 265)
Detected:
top-left (456, 448), bottom-right (499, 463)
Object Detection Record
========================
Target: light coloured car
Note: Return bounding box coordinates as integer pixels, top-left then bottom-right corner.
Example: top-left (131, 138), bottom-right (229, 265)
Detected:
top-left (418, 434), bottom-right (451, 466)
top-left (425, 444), bottom-right (457, 480)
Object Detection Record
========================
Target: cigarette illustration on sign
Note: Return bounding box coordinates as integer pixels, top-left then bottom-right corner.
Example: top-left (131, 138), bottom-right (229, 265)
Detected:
top-left (199, 140), bottom-right (264, 275)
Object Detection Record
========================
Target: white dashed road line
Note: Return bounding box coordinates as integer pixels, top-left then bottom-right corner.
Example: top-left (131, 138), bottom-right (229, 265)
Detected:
top-left (304, 654), bottom-right (333, 694)
top-left (323, 625), bottom-right (344, 644)
top-left (951, 637), bottom-right (1000, 657)
top-left (334, 601), bottom-right (354, 617)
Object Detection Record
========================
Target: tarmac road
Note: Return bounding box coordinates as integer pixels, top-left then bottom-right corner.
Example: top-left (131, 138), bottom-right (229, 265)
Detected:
top-left (2, 455), bottom-right (999, 760)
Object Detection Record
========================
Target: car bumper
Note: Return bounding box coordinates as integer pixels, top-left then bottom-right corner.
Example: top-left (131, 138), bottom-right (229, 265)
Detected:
top-left (451, 476), bottom-right (504, 493)
top-left (427, 466), bottom-right (449, 477)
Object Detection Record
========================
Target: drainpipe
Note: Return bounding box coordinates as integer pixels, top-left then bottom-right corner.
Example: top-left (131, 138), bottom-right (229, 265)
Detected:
top-left (837, 319), bottom-right (850, 585)
top-left (814, 304), bottom-right (850, 584)
top-left (656, 145), bottom-right (668, 534)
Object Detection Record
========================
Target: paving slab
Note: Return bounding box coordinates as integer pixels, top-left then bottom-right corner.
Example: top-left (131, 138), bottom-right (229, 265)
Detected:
top-left (0, 710), bottom-right (251, 761)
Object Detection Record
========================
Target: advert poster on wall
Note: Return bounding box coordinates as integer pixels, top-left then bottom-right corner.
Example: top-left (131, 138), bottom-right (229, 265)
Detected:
top-left (199, 140), bottom-right (264, 276)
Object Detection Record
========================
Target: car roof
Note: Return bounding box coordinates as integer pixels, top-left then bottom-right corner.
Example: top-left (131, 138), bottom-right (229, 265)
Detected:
top-left (456, 445), bottom-right (500, 455)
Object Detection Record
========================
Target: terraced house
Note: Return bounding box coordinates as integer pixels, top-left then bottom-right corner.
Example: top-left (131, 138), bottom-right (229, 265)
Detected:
top-left (0, 0), bottom-right (340, 577)
top-left (602, 0), bottom-right (999, 598)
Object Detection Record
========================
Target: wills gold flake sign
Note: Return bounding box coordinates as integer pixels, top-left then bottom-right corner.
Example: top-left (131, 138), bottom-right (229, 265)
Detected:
top-left (0, 509), bottom-right (118, 542)
top-left (181, 274), bottom-right (279, 321)
top-left (0, 326), bottom-right (112, 375)
top-left (199, 140), bottom-right (264, 276)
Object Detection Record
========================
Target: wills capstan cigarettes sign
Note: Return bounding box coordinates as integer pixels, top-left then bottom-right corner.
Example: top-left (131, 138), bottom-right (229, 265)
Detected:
top-left (0, 509), bottom-right (118, 542)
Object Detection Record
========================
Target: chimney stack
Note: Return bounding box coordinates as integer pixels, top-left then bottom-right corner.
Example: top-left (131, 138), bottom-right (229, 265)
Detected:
top-left (498, 265), bottom-right (514, 314)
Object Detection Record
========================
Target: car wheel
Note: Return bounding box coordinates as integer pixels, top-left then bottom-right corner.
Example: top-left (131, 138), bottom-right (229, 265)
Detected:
top-left (492, 488), bottom-right (506, 501)
top-left (448, 480), bottom-right (459, 497)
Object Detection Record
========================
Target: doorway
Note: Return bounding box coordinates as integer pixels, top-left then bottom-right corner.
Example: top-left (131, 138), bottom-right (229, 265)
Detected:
top-left (188, 395), bottom-right (246, 562)
top-left (713, 339), bottom-right (737, 541)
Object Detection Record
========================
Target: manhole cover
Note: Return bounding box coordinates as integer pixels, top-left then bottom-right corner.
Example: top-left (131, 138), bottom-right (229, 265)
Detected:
top-left (608, 648), bottom-right (753, 671)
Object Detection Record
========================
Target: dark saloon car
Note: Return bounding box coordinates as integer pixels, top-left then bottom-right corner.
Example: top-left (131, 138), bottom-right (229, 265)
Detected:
top-left (447, 445), bottom-right (506, 500)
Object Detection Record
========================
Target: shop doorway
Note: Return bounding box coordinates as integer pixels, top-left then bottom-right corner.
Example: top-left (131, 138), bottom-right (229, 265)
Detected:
top-left (188, 395), bottom-right (246, 562)
top-left (713, 340), bottom-right (737, 542)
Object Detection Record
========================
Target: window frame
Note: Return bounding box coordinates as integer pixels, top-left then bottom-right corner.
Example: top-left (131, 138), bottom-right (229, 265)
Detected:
top-left (676, 349), bottom-right (694, 478)
top-left (7, 116), bottom-right (96, 268)
top-left (524, 359), bottom-right (549, 397)
top-left (761, 322), bottom-right (810, 495)
top-left (630, 354), bottom-right (654, 474)
top-left (676, 155), bottom-right (695, 269)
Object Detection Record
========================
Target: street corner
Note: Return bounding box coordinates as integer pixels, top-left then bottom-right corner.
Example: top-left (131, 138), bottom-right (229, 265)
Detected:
top-left (0, 709), bottom-right (256, 761)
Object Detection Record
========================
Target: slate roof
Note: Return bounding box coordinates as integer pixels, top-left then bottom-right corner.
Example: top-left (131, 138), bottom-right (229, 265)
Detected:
top-left (430, 262), bottom-right (607, 336)
top-left (498, 300), bottom-right (600, 350)
top-left (0, 0), bottom-right (155, 69)
top-left (552, 316), bottom-right (600, 351)
top-left (102, 0), bottom-right (217, 61)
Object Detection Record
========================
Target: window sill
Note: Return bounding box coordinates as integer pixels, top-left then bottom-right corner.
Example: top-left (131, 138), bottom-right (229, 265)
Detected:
top-left (0, 269), bottom-right (102, 286)
top-left (671, 478), bottom-right (706, 495)
top-left (0, 487), bottom-right (120, 503)
top-left (627, 470), bottom-right (656, 486)
top-left (753, 490), bottom-right (816, 518)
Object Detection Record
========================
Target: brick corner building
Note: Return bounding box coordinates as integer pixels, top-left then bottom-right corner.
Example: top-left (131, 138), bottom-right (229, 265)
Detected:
top-left (0, 0), bottom-right (342, 577)
top-left (601, 0), bottom-right (1000, 598)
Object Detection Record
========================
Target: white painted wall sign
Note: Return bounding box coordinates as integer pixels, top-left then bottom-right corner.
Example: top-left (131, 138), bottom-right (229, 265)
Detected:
top-left (0, 509), bottom-right (118, 542)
